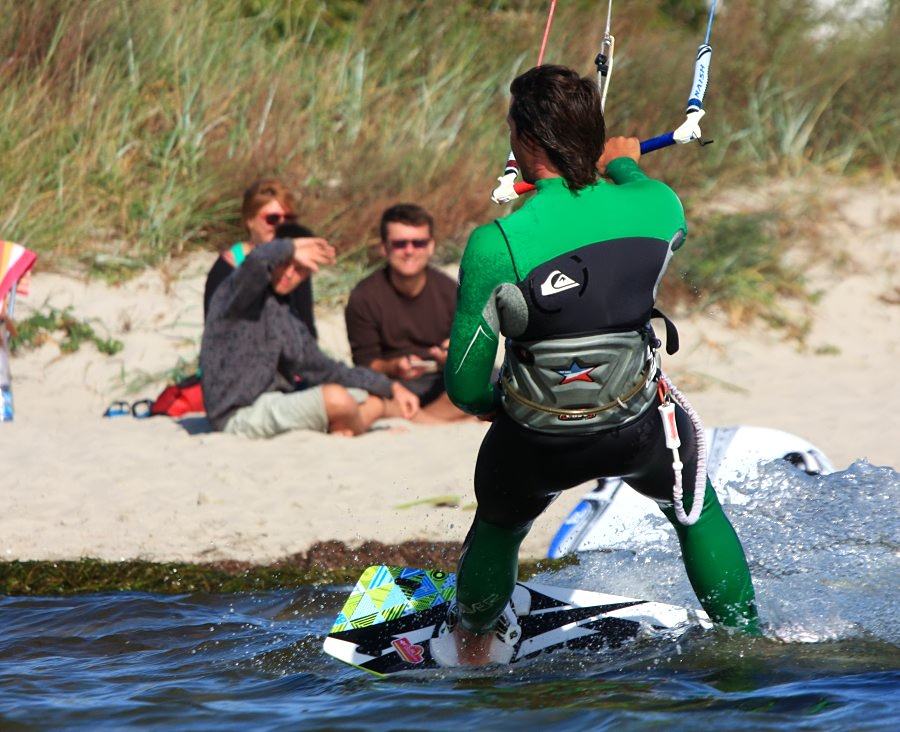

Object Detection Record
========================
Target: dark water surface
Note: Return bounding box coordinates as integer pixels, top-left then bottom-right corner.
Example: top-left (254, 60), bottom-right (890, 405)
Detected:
top-left (1, 460), bottom-right (897, 730)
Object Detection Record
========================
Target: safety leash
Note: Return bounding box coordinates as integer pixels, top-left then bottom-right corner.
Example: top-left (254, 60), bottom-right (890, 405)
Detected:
top-left (595, 0), bottom-right (615, 112)
top-left (658, 373), bottom-right (707, 525)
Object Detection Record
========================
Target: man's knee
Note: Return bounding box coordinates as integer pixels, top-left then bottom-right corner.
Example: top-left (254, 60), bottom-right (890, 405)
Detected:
top-left (321, 384), bottom-right (359, 419)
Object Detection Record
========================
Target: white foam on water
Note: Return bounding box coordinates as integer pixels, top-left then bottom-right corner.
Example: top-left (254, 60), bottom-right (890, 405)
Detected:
top-left (544, 460), bottom-right (900, 644)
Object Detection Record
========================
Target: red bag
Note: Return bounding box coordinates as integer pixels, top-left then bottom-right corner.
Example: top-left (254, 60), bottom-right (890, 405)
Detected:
top-left (149, 374), bottom-right (205, 417)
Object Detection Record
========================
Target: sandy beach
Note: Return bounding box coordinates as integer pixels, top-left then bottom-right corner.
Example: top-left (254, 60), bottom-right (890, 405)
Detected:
top-left (2, 178), bottom-right (898, 566)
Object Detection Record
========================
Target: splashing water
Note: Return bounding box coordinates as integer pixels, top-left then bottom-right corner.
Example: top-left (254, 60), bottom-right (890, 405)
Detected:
top-left (549, 460), bottom-right (900, 645)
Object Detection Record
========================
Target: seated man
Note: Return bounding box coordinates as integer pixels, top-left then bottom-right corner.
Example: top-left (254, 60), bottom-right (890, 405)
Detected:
top-left (201, 235), bottom-right (419, 438)
top-left (344, 203), bottom-right (469, 423)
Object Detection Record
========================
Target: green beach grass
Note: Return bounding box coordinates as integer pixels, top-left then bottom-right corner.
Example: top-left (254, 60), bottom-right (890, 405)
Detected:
top-left (4, 0), bottom-right (896, 318)
top-left (3, 1), bottom-right (896, 267)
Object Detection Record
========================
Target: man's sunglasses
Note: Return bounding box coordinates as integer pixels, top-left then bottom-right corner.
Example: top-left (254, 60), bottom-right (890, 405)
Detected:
top-left (263, 212), bottom-right (298, 226)
top-left (388, 238), bottom-right (430, 250)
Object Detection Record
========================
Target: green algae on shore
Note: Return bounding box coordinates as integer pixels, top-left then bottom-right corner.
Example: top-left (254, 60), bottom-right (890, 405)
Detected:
top-left (0, 541), bottom-right (576, 596)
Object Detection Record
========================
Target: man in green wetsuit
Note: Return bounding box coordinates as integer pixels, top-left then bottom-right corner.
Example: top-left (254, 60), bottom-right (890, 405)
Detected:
top-left (433, 65), bottom-right (759, 666)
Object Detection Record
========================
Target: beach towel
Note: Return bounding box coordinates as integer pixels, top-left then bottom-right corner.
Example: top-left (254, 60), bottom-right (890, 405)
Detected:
top-left (1, 241), bottom-right (38, 421)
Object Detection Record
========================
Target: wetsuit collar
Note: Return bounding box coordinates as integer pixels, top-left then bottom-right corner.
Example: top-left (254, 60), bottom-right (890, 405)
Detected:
top-left (533, 176), bottom-right (566, 191)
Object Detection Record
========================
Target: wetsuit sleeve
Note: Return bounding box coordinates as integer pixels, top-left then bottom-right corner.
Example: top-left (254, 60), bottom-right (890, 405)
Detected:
top-left (445, 223), bottom-right (515, 415)
top-left (605, 156), bottom-right (650, 185)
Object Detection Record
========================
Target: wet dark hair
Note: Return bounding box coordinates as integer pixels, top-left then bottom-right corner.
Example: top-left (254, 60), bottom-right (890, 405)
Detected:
top-left (509, 65), bottom-right (605, 190)
top-left (379, 203), bottom-right (434, 242)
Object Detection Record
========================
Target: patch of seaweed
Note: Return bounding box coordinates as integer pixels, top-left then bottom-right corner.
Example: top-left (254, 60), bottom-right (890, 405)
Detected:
top-left (0, 541), bottom-right (577, 595)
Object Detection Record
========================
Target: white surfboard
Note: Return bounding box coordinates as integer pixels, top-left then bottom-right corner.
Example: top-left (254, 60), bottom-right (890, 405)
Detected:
top-left (547, 426), bottom-right (833, 559)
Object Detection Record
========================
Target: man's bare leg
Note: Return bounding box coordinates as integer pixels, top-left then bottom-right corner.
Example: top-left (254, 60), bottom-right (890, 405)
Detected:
top-left (322, 385), bottom-right (384, 435)
top-left (412, 393), bottom-right (476, 424)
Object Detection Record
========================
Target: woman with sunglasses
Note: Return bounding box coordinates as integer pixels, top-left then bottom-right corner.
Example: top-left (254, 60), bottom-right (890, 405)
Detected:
top-left (203, 179), bottom-right (317, 338)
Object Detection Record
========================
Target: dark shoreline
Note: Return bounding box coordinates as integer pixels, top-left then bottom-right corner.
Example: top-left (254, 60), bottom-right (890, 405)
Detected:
top-left (0, 540), bottom-right (576, 595)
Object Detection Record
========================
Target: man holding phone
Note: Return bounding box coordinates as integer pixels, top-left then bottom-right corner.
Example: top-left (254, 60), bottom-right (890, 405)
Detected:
top-left (345, 203), bottom-right (470, 423)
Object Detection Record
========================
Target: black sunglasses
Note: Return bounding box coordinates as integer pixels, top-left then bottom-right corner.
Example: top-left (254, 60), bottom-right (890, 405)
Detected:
top-left (388, 238), bottom-right (431, 250)
top-left (263, 212), bottom-right (298, 226)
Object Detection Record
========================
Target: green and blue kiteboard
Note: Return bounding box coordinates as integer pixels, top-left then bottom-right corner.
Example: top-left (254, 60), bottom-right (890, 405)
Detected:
top-left (323, 565), bottom-right (710, 676)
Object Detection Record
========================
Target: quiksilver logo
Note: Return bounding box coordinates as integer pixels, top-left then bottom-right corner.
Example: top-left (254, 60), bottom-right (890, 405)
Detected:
top-left (540, 270), bottom-right (580, 296)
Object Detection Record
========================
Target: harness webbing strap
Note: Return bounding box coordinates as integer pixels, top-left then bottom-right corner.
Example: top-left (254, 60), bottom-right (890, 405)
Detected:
top-left (501, 357), bottom-right (654, 418)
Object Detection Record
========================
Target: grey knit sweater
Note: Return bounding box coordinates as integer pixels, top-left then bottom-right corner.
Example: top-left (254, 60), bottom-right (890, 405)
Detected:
top-left (200, 239), bottom-right (394, 430)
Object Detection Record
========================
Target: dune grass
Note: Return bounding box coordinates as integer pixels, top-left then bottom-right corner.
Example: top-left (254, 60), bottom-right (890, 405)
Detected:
top-left (663, 210), bottom-right (813, 331)
top-left (2, 0), bottom-right (896, 315)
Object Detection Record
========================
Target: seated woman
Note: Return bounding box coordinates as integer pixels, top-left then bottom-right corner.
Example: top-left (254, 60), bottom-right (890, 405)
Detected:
top-left (203, 178), bottom-right (317, 338)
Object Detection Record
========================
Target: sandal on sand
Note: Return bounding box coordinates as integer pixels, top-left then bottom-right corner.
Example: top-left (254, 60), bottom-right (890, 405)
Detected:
top-left (102, 401), bottom-right (131, 418)
top-left (130, 399), bottom-right (154, 419)
top-left (102, 399), bottom-right (154, 419)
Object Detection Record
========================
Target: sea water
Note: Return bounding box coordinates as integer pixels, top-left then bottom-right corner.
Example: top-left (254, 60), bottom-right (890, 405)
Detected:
top-left (0, 460), bottom-right (897, 730)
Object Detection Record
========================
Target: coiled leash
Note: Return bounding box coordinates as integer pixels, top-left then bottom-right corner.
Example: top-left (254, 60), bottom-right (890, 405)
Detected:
top-left (657, 373), bottom-right (707, 525)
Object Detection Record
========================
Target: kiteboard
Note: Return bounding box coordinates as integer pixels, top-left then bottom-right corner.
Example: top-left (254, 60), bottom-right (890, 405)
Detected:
top-left (323, 564), bottom-right (710, 676)
top-left (547, 425), bottom-right (834, 559)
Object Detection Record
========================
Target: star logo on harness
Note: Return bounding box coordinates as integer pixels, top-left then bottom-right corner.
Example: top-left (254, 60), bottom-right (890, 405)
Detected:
top-left (556, 360), bottom-right (596, 385)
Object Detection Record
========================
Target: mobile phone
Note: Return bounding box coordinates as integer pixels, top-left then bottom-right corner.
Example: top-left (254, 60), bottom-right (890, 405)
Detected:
top-left (408, 358), bottom-right (438, 374)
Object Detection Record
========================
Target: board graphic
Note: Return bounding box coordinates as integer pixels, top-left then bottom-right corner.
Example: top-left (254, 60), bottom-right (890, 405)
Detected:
top-left (323, 565), bottom-right (710, 675)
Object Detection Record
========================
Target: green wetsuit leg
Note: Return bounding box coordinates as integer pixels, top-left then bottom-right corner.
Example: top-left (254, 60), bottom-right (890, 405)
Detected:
top-left (660, 478), bottom-right (761, 634)
top-left (455, 517), bottom-right (531, 634)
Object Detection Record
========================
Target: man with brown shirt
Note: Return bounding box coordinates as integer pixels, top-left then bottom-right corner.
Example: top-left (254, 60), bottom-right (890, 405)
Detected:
top-left (344, 204), bottom-right (470, 423)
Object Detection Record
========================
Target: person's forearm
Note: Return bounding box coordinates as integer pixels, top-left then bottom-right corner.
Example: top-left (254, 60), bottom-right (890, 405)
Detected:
top-left (367, 357), bottom-right (396, 378)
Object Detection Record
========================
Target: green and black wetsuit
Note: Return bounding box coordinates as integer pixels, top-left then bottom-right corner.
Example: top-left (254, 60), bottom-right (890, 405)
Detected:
top-left (446, 160), bottom-right (759, 634)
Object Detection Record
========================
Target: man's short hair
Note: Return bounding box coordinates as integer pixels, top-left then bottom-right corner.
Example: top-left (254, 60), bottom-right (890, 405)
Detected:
top-left (380, 203), bottom-right (434, 242)
top-left (509, 65), bottom-right (605, 190)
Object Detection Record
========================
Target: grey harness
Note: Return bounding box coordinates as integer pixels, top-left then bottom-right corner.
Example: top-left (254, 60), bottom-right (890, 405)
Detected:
top-left (500, 329), bottom-right (660, 434)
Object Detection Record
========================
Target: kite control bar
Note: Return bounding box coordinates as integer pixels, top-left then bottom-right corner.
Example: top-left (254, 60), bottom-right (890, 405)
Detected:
top-left (492, 0), bottom-right (717, 204)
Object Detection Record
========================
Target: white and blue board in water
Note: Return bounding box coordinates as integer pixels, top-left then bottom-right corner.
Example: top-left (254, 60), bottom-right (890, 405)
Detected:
top-left (547, 426), bottom-right (834, 559)
top-left (323, 565), bottom-right (710, 675)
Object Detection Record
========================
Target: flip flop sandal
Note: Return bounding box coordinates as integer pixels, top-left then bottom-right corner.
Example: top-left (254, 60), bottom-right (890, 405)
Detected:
top-left (130, 399), bottom-right (154, 419)
top-left (103, 401), bottom-right (131, 418)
